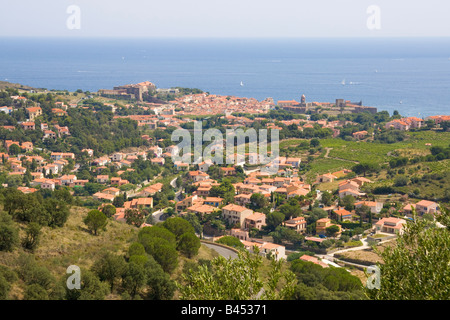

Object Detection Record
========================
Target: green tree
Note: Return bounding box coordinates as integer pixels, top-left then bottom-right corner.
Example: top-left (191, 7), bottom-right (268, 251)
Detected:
top-left (266, 211), bottom-right (285, 231)
top-left (0, 212), bottom-right (19, 252)
top-left (216, 235), bottom-right (245, 249)
top-left (177, 232), bottom-right (201, 258)
top-left (124, 208), bottom-right (145, 227)
top-left (140, 236), bottom-right (178, 274)
top-left (325, 225), bottom-right (340, 238)
top-left (83, 210), bottom-right (108, 235)
top-left (24, 284), bottom-right (49, 300)
top-left (8, 144), bottom-right (21, 156)
top-left (122, 261), bottom-right (146, 299)
top-left (127, 242), bottom-right (146, 260)
top-left (92, 252), bottom-right (127, 292)
top-left (366, 207), bottom-right (450, 300)
top-left (342, 195), bottom-right (356, 211)
top-left (250, 193), bottom-right (269, 211)
top-left (178, 249), bottom-right (296, 300)
top-left (321, 191), bottom-right (333, 206)
top-left (144, 255), bottom-right (177, 300)
top-left (162, 217), bottom-right (195, 241)
top-left (352, 162), bottom-right (380, 177)
top-left (65, 269), bottom-right (110, 300)
top-left (0, 274), bottom-right (10, 300)
top-left (43, 198), bottom-right (70, 228)
top-left (102, 204), bottom-right (116, 218)
top-left (21, 222), bottom-right (41, 252)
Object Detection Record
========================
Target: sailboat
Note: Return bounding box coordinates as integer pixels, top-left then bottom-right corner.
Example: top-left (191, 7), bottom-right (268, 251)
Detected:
top-left (341, 79), bottom-right (346, 86)
top-left (240, 81), bottom-right (244, 87)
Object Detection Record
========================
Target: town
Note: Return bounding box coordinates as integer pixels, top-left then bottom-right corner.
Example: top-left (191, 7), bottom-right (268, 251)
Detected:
top-left (0, 80), bottom-right (449, 301)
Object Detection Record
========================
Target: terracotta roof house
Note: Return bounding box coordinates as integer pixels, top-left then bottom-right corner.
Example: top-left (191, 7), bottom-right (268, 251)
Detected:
top-left (375, 217), bottom-right (407, 235)
top-left (316, 218), bottom-right (342, 236)
top-left (283, 216), bottom-right (307, 233)
top-left (244, 212), bottom-right (266, 230)
top-left (415, 200), bottom-right (439, 215)
top-left (332, 207), bottom-right (353, 221)
top-left (221, 204), bottom-right (253, 228)
top-left (299, 255), bottom-right (329, 268)
top-left (355, 201), bottom-right (383, 214)
top-left (187, 204), bottom-right (216, 216)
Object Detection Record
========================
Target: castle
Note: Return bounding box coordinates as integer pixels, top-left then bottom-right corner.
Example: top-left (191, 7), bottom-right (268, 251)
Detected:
top-left (278, 94), bottom-right (377, 115)
top-left (98, 81), bottom-right (156, 101)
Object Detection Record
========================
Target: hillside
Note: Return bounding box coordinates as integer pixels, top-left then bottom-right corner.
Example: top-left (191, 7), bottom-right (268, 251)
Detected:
top-left (0, 81), bottom-right (35, 91)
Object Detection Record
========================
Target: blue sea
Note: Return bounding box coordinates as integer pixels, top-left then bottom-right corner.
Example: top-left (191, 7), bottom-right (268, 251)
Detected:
top-left (1, 37), bottom-right (450, 117)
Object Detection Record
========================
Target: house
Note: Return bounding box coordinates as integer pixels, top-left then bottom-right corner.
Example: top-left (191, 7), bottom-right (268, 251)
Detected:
top-left (0, 106), bottom-right (13, 115)
top-left (287, 186), bottom-right (309, 199)
top-left (165, 145), bottom-right (179, 156)
top-left (221, 204), bottom-right (253, 228)
top-left (93, 192), bottom-right (115, 202)
top-left (339, 180), bottom-right (360, 191)
top-left (203, 197), bottom-right (223, 207)
top-left (126, 197), bottom-right (154, 210)
top-left (352, 177), bottom-right (372, 187)
top-left (50, 152), bottom-right (75, 161)
top-left (196, 185), bottom-right (211, 197)
top-left (102, 187), bottom-right (121, 197)
top-left (316, 218), bottom-right (342, 236)
top-left (4, 140), bottom-right (20, 152)
top-left (82, 149), bottom-right (94, 157)
top-left (26, 107), bottom-right (42, 121)
top-left (59, 175), bottom-right (77, 186)
top-left (21, 141), bottom-right (33, 152)
top-left (21, 121), bottom-right (35, 130)
top-left (283, 216), bottom-right (307, 233)
top-left (375, 217), bottom-right (407, 235)
top-left (174, 161), bottom-right (190, 171)
top-left (150, 157), bottom-right (165, 165)
top-left (43, 130), bottom-right (57, 139)
top-left (332, 207), bottom-right (353, 221)
top-left (241, 240), bottom-right (286, 261)
top-left (221, 167), bottom-right (236, 176)
top-left (355, 201), bottom-right (383, 214)
top-left (52, 108), bottom-right (67, 116)
top-left (402, 203), bottom-right (416, 216)
top-left (41, 180), bottom-right (56, 190)
top-left (96, 175), bottom-right (109, 184)
top-left (315, 173), bottom-right (337, 184)
top-left (285, 157), bottom-right (301, 168)
top-left (139, 183), bottom-right (164, 197)
top-left (17, 186), bottom-right (37, 194)
top-left (415, 200), bottom-right (439, 215)
top-left (198, 159), bottom-right (213, 172)
top-left (234, 193), bottom-right (252, 206)
top-left (352, 131), bottom-right (368, 140)
top-left (175, 195), bottom-right (201, 212)
top-left (186, 204), bottom-right (216, 217)
top-left (244, 212), bottom-right (266, 231)
top-left (299, 255), bottom-right (329, 268)
top-left (111, 177), bottom-right (129, 186)
top-left (111, 152), bottom-right (125, 162)
top-left (339, 188), bottom-right (365, 198)
top-left (230, 229), bottom-right (250, 241)
top-left (188, 170), bottom-right (210, 182)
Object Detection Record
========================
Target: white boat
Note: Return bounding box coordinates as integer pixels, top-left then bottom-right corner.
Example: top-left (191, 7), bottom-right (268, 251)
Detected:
top-left (240, 81), bottom-right (244, 87)
top-left (341, 79), bottom-right (346, 86)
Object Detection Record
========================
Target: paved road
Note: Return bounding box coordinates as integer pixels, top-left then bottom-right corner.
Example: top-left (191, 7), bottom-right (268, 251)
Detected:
top-left (151, 209), bottom-right (165, 224)
top-left (202, 242), bottom-right (238, 260)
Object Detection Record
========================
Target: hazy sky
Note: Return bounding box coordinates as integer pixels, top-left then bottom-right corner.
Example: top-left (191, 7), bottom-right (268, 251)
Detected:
top-left (1, 0), bottom-right (450, 38)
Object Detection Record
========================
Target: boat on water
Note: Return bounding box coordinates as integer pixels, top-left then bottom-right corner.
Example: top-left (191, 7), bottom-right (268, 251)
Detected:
top-left (240, 81), bottom-right (244, 87)
top-left (341, 79), bottom-right (346, 85)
